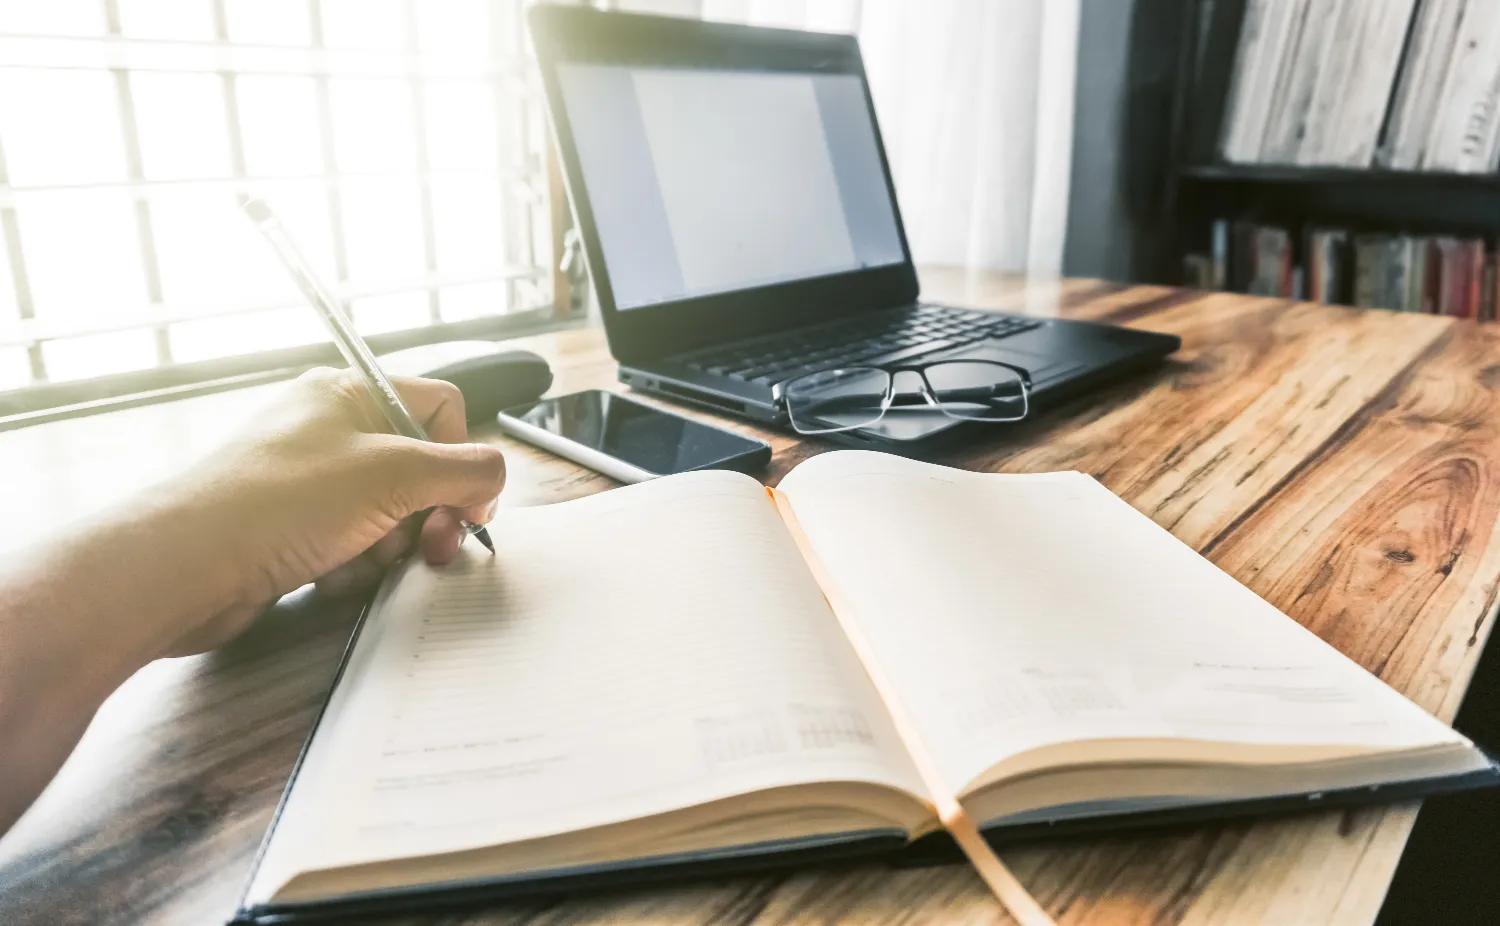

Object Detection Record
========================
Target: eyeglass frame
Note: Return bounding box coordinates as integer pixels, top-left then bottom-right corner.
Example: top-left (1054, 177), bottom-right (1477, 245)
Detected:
top-left (771, 358), bottom-right (1034, 435)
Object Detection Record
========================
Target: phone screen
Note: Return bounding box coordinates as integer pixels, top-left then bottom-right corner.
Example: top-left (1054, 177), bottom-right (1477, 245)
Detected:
top-left (501, 391), bottom-right (766, 475)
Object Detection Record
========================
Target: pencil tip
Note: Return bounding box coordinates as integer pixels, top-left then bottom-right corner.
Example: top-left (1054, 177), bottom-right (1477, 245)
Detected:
top-left (473, 525), bottom-right (496, 554)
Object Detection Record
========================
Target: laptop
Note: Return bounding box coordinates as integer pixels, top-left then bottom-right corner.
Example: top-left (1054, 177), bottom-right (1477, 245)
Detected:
top-left (529, 6), bottom-right (1180, 449)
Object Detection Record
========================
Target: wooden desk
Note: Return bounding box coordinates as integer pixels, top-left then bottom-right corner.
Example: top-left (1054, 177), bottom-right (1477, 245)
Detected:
top-left (3, 269), bottom-right (1499, 925)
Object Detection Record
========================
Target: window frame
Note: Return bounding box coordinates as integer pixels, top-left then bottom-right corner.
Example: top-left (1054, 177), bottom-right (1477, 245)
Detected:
top-left (0, 0), bottom-right (578, 428)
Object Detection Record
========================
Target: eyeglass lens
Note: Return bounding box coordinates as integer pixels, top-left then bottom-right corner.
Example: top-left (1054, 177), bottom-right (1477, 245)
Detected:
top-left (783, 367), bottom-right (891, 434)
top-left (922, 361), bottom-right (1028, 422)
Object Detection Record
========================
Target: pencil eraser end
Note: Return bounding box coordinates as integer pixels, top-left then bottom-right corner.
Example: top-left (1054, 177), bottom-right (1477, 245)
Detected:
top-left (241, 198), bottom-right (274, 225)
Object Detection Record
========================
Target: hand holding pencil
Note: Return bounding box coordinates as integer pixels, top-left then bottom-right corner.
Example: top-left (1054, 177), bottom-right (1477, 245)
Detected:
top-left (241, 197), bottom-right (496, 554)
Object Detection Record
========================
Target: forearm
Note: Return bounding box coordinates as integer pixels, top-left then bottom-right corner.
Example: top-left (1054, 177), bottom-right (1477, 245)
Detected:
top-left (0, 484), bottom-right (237, 833)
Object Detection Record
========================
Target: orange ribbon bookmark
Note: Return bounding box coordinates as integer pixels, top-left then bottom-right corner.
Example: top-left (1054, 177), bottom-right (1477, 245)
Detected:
top-left (769, 488), bottom-right (1055, 926)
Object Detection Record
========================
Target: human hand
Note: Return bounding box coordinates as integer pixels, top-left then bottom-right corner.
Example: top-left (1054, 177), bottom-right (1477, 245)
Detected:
top-left (149, 367), bottom-right (507, 656)
top-left (0, 367), bottom-right (508, 834)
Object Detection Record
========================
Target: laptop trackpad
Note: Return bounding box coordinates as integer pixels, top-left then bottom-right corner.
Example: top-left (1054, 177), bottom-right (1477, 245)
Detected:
top-left (934, 340), bottom-right (1085, 387)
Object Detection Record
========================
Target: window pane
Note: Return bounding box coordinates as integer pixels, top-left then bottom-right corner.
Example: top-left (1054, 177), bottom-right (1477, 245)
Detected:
top-left (131, 72), bottom-right (233, 181)
top-left (237, 75), bottom-right (323, 177)
top-left (42, 330), bottom-right (157, 381)
top-left (328, 78), bottom-right (415, 173)
top-left (0, 245), bottom-right (18, 320)
top-left (440, 281), bottom-right (508, 321)
top-left (431, 175), bottom-right (504, 275)
top-left (803, 0), bottom-right (861, 32)
top-left (0, 0), bottom-right (551, 398)
top-left (152, 189), bottom-right (296, 313)
top-left (416, 0), bottom-right (491, 58)
top-left (0, 70), bottom-right (127, 186)
top-left (0, 347), bottom-right (31, 390)
top-left (340, 177), bottom-right (425, 286)
top-left (16, 190), bottom-right (150, 323)
top-left (170, 307), bottom-right (325, 363)
top-left (743, 0), bottom-right (810, 28)
top-left (353, 292), bottom-right (430, 334)
top-left (0, 1), bottom-right (105, 36)
top-left (701, 0), bottom-right (750, 22)
top-left (424, 80), bottom-right (499, 171)
top-left (249, 180), bottom-right (339, 280)
top-left (117, 0), bottom-right (215, 41)
top-left (319, 0), bottom-right (404, 49)
top-left (225, 0), bottom-right (311, 46)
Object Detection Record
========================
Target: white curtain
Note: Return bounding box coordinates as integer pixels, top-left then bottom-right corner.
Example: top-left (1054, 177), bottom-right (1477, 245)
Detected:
top-left (612, 0), bottom-right (1080, 276)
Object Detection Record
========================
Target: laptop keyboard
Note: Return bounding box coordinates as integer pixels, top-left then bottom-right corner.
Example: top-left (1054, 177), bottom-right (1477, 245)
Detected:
top-left (677, 304), bottom-right (1043, 386)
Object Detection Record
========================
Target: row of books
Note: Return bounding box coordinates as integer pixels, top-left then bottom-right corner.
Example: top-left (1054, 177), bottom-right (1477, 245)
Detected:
top-left (1221, 0), bottom-right (1500, 172)
top-left (1183, 219), bottom-right (1498, 319)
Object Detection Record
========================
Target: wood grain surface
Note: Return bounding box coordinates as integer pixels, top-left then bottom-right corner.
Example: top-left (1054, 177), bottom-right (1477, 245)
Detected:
top-left (3, 267), bottom-right (1498, 925)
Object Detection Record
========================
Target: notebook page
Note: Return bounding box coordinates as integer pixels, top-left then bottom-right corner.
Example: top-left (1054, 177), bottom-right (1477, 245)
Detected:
top-left (248, 470), bottom-right (923, 903)
top-left (776, 451), bottom-right (1466, 793)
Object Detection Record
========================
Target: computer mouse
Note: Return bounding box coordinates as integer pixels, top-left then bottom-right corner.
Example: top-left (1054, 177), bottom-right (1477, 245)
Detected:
top-left (379, 341), bottom-right (554, 423)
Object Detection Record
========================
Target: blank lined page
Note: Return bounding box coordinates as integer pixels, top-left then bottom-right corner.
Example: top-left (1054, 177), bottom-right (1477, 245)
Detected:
top-left (248, 469), bottom-right (921, 904)
top-left (776, 451), bottom-right (1466, 793)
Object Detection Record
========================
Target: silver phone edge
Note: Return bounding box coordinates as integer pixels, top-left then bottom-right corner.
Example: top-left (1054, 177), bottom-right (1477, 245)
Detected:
top-left (493, 411), bottom-right (660, 484)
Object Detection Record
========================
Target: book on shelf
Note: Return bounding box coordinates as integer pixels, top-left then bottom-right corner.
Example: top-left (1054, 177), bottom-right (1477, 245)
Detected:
top-left (1211, 218), bottom-right (1230, 290)
top-left (1183, 253), bottom-right (1213, 289)
top-left (1306, 228), bottom-right (1350, 304)
top-left (1352, 234), bottom-right (1389, 308)
top-left (1218, 0), bottom-right (1294, 164)
top-left (1380, 0), bottom-right (1468, 169)
top-left (1384, 236), bottom-right (1412, 312)
top-left (230, 451), bottom-right (1500, 924)
top-left (1216, 0), bottom-right (1500, 173)
top-left (1221, 0), bottom-right (1417, 168)
top-left (1191, 218), bottom-right (1496, 319)
top-left (1248, 224), bottom-right (1294, 296)
top-left (1484, 251), bottom-right (1499, 322)
top-left (1416, 2), bottom-right (1500, 173)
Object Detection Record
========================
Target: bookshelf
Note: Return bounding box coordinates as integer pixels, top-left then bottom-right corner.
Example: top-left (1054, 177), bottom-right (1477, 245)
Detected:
top-left (1163, 0), bottom-right (1500, 314)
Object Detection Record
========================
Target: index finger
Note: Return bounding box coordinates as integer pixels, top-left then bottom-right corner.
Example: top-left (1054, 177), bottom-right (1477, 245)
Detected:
top-left (389, 376), bottom-right (501, 524)
top-left (391, 375), bottom-right (469, 445)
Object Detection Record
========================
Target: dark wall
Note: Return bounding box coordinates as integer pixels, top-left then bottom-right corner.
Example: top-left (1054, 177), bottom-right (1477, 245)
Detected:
top-left (1063, 0), bottom-right (1186, 283)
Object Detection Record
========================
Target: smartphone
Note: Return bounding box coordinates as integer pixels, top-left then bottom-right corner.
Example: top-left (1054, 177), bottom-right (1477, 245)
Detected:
top-left (495, 390), bottom-right (771, 483)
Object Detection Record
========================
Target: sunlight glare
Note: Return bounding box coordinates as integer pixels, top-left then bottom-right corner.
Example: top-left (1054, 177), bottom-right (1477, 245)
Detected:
top-left (340, 177), bottom-right (426, 286)
top-left (319, 0), bottom-right (405, 50)
top-left (117, 0), bottom-right (215, 42)
top-left (131, 72), bottom-right (233, 181)
top-left (236, 75), bottom-right (323, 177)
top-left (170, 307), bottom-right (324, 363)
top-left (431, 174), bottom-right (506, 275)
top-left (0, 348), bottom-right (30, 390)
top-left (0, 0), bottom-right (104, 37)
top-left (0, 70), bottom-right (127, 186)
top-left (424, 79), bottom-right (501, 171)
top-left (353, 292), bottom-right (431, 334)
top-left (224, 0), bottom-right (311, 46)
top-left (17, 190), bottom-right (150, 323)
top-left (441, 281), bottom-right (508, 321)
top-left (43, 329), bottom-right (156, 381)
top-left (328, 77), bottom-right (416, 173)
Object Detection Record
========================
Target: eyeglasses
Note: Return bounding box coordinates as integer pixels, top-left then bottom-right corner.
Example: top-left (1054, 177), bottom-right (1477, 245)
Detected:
top-left (778, 360), bottom-right (1032, 435)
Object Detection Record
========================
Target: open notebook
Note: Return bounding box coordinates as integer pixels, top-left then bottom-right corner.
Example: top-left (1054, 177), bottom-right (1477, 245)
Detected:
top-left (232, 451), bottom-right (1498, 924)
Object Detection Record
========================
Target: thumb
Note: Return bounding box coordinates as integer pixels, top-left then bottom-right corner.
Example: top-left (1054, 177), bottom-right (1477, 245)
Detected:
top-left (390, 440), bottom-right (507, 514)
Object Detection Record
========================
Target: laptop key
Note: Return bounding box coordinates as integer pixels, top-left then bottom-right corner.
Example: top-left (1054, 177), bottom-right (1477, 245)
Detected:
top-left (850, 339), bottom-right (962, 367)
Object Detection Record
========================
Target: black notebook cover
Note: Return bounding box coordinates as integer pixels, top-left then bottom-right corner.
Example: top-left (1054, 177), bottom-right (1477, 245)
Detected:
top-left (229, 602), bottom-right (1500, 925)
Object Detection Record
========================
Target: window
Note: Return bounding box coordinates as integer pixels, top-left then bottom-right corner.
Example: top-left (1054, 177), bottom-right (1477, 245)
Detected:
top-left (0, 0), bottom-right (567, 423)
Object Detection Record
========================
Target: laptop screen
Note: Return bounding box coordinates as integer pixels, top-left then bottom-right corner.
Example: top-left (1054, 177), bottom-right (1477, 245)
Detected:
top-left (556, 64), bottom-right (906, 311)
